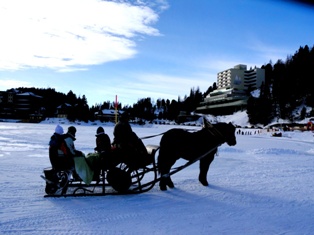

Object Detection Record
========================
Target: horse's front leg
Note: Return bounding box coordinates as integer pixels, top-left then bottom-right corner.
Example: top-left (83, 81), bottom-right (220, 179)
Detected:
top-left (159, 157), bottom-right (176, 191)
top-left (198, 153), bottom-right (215, 186)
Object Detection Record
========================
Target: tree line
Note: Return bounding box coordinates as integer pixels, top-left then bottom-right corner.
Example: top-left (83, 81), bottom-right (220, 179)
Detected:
top-left (14, 86), bottom-right (204, 123)
top-left (247, 44), bottom-right (314, 125)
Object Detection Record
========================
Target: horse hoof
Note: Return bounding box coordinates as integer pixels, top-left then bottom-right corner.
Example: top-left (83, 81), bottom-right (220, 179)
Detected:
top-left (166, 178), bottom-right (174, 188)
top-left (199, 178), bottom-right (209, 186)
top-left (160, 185), bottom-right (167, 191)
top-left (167, 182), bottom-right (174, 188)
top-left (159, 181), bottom-right (167, 191)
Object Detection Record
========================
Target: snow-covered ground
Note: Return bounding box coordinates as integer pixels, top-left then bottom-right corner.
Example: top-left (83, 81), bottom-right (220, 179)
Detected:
top-left (1, 115), bottom-right (314, 234)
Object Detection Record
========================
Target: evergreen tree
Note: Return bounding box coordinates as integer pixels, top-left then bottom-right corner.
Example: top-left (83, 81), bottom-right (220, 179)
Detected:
top-left (300, 107), bottom-right (307, 120)
top-left (66, 90), bottom-right (77, 106)
top-left (246, 95), bottom-right (272, 125)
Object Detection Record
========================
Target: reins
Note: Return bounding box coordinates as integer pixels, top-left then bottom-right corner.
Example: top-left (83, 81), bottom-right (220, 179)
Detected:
top-left (140, 132), bottom-right (167, 140)
top-left (139, 128), bottom-right (200, 140)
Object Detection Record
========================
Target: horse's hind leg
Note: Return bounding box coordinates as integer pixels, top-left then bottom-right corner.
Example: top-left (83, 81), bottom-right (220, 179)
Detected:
top-left (165, 176), bottom-right (174, 188)
top-left (199, 153), bottom-right (215, 186)
top-left (159, 178), bottom-right (167, 191)
top-left (160, 175), bottom-right (174, 191)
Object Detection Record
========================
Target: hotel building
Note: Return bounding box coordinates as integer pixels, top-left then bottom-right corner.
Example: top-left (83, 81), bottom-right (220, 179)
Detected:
top-left (196, 64), bottom-right (265, 114)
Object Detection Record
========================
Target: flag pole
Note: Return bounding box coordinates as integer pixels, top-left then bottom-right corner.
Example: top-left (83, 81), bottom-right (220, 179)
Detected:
top-left (115, 95), bottom-right (118, 124)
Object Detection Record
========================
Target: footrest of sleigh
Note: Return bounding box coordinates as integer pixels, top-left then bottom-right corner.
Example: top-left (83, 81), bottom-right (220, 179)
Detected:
top-left (42, 167), bottom-right (87, 197)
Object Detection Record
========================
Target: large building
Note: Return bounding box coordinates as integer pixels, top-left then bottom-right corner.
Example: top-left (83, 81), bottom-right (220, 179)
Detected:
top-left (196, 64), bottom-right (265, 114)
top-left (0, 89), bottom-right (44, 121)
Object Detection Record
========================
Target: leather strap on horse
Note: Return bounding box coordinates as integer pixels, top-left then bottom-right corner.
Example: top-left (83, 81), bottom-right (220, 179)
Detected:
top-left (140, 132), bottom-right (167, 140)
top-left (139, 128), bottom-right (199, 140)
top-left (208, 126), bottom-right (225, 141)
top-left (203, 118), bottom-right (226, 142)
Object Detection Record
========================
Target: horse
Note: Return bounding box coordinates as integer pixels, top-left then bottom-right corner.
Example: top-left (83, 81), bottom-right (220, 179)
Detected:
top-left (157, 119), bottom-right (237, 191)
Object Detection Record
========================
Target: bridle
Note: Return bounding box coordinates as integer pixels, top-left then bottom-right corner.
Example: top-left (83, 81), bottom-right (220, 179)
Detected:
top-left (203, 120), bottom-right (236, 145)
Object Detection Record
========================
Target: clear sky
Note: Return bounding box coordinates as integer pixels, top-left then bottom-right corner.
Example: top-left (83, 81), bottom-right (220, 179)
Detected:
top-left (0, 0), bottom-right (313, 107)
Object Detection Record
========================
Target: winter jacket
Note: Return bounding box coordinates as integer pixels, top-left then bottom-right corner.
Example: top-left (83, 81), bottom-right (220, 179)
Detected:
top-left (95, 134), bottom-right (111, 153)
top-left (63, 133), bottom-right (79, 157)
top-left (113, 120), bottom-right (133, 147)
top-left (49, 133), bottom-right (66, 157)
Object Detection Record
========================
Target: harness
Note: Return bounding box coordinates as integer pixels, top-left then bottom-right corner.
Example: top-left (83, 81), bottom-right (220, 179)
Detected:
top-left (206, 124), bottom-right (226, 142)
top-left (139, 118), bottom-right (232, 145)
top-left (139, 128), bottom-right (199, 140)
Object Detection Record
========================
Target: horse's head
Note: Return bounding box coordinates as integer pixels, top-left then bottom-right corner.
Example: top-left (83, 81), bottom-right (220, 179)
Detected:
top-left (222, 122), bottom-right (237, 146)
top-left (203, 119), bottom-right (237, 146)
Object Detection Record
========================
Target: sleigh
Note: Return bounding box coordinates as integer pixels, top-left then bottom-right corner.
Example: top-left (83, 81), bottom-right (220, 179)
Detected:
top-left (42, 143), bottom-right (222, 197)
top-left (42, 145), bottom-right (160, 197)
top-left (42, 121), bottom-right (237, 197)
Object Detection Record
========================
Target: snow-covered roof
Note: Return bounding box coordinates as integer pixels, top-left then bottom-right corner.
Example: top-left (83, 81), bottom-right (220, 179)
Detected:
top-left (6, 88), bottom-right (19, 93)
top-left (16, 92), bottom-right (42, 98)
top-left (95, 109), bottom-right (121, 115)
top-left (57, 103), bottom-right (72, 108)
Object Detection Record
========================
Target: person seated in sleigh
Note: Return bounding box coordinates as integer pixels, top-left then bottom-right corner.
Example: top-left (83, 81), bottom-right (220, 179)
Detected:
top-left (63, 126), bottom-right (94, 184)
top-left (49, 124), bottom-right (74, 171)
top-left (112, 112), bottom-right (150, 169)
top-left (86, 126), bottom-right (113, 176)
top-left (46, 125), bottom-right (94, 191)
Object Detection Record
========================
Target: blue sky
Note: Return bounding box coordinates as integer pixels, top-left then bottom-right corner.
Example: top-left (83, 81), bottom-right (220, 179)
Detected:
top-left (0, 0), bottom-right (313, 107)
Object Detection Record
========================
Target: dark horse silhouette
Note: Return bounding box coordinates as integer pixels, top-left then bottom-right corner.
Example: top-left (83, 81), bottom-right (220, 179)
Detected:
top-left (157, 119), bottom-right (237, 191)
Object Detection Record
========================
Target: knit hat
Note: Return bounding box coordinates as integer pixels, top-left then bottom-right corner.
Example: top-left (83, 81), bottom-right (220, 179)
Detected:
top-left (96, 126), bottom-right (105, 136)
top-left (55, 125), bottom-right (64, 135)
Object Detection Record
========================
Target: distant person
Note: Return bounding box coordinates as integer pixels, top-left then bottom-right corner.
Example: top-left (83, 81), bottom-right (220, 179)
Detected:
top-left (48, 124), bottom-right (74, 170)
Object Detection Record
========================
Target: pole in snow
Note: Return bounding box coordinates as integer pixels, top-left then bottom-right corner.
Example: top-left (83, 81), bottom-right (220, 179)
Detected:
top-left (115, 95), bottom-right (118, 124)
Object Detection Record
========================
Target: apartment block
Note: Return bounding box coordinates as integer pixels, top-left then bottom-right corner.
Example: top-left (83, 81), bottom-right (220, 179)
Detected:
top-left (196, 64), bottom-right (265, 114)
